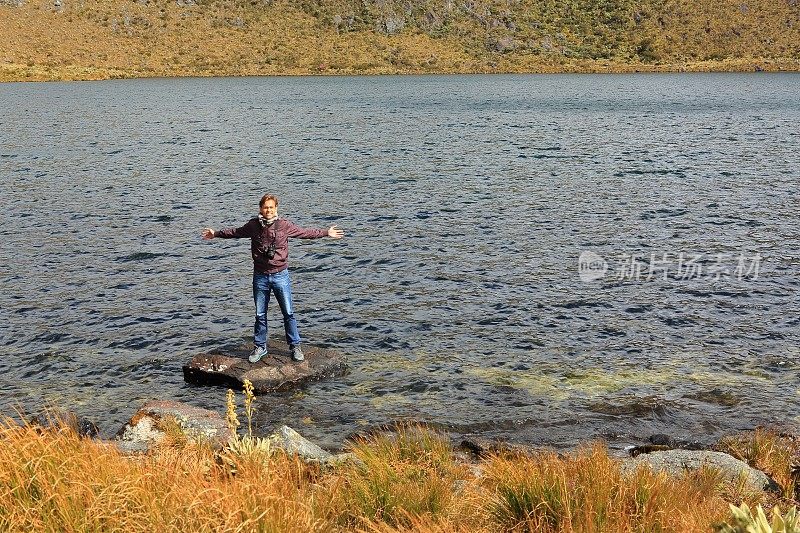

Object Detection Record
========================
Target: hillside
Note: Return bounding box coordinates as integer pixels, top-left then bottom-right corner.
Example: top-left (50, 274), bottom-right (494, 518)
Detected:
top-left (1, 0), bottom-right (799, 81)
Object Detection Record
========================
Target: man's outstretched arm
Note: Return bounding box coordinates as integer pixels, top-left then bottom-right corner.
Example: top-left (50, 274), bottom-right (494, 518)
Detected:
top-left (201, 221), bottom-right (255, 240)
top-left (285, 221), bottom-right (345, 240)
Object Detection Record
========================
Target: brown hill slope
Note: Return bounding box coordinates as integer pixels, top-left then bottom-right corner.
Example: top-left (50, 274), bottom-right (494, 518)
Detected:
top-left (1, 0), bottom-right (798, 81)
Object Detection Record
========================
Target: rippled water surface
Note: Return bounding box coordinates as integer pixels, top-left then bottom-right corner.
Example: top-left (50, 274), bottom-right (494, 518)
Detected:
top-left (2, 74), bottom-right (799, 450)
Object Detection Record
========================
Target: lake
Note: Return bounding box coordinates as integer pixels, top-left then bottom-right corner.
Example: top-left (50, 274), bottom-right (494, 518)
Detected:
top-left (1, 73), bottom-right (798, 450)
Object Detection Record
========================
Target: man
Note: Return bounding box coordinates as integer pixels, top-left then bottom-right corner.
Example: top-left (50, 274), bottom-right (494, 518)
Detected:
top-left (202, 194), bottom-right (344, 363)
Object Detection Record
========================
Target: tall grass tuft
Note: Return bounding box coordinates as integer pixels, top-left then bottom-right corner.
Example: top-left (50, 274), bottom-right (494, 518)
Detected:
top-left (481, 442), bottom-right (729, 532)
top-left (225, 388), bottom-right (240, 435)
top-left (718, 429), bottom-right (800, 501)
top-left (321, 423), bottom-right (474, 530)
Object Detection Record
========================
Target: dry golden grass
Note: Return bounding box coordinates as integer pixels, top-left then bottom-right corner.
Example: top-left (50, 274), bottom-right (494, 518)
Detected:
top-left (0, 416), bottom-right (322, 531)
top-left (317, 425), bottom-right (480, 530)
top-left (2, 414), bottom-right (771, 532)
top-left (0, 0), bottom-right (798, 81)
top-left (481, 443), bottom-right (730, 532)
top-left (717, 428), bottom-right (800, 502)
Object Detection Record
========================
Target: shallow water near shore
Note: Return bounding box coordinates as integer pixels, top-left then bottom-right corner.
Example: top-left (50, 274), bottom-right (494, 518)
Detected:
top-left (1, 73), bottom-right (799, 451)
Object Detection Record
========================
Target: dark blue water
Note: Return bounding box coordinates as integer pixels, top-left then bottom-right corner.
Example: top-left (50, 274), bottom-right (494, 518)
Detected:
top-left (1, 74), bottom-right (798, 451)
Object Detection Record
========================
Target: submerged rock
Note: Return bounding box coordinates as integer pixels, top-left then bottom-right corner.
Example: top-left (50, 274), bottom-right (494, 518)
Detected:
top-left (626, 434), bottom-right (709, 456)
top-left (115, 400), bottom-right (232, 454)
top-left (623, 449), bottom-right (780, 493)
top-left (459, 436), bottom-right (534, 459)
top-left (183, 340), bottom-right (347, 393)
top-left (625, 443), bottom-right (672, 457)
top-left (29, 409), bottom-right (99, 438)
top-left (648, 433), bottom-right (675, 446)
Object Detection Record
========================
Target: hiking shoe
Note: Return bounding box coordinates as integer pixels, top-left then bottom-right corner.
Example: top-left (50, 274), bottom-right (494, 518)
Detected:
top-left (249, 345), bottom-right (268, 363)
top-left (290, 345), bottom-right (305, 362)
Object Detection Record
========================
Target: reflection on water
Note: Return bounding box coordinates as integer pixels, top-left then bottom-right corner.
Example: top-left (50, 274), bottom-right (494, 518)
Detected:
top-left (1, 73), bottom-right (799, 450)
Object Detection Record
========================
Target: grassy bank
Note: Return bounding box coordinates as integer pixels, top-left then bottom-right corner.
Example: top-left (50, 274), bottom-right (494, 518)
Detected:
top-left (0, 0), bottom-right (798, 82)
top-left (1, 416), bottom-right (798, 532)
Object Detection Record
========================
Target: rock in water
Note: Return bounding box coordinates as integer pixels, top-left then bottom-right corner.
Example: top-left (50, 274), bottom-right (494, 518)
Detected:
top-left (29, 409), bottom-right (99, 438)
top-left (182, 339), bottom-right (347, 393)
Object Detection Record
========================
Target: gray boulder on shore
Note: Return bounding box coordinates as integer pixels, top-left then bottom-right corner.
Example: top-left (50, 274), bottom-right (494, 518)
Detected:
top-left (115, 399), bottom-right (233, 454)
top-left (623, 449), bottom-right (780, 494)
top-left (268, 425), bottom-right (332, 462)
top-left (113, 399), bottom-right (357, 468)
top-left (266, 425), bottom-right (362, 468)
top-left (182, 340), bottom-right (347, 393)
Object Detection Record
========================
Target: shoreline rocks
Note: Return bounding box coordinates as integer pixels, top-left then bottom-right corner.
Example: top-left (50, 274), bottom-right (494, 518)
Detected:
top-left (23, 404), bottom-right (793, 498)
top-left (267, 425), bottom-right (332, 462)
top-left (110, 401), bottom-right (363, 467)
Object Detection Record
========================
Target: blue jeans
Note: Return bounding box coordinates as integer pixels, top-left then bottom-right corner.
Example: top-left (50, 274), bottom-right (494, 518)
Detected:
top-left (252, 269), bottom-right (301, 348)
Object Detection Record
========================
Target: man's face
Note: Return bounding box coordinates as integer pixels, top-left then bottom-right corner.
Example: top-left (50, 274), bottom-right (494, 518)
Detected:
top-left (260, 199), bottom-right (278, 219)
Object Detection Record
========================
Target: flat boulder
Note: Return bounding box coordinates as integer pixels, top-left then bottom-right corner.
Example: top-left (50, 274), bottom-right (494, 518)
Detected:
top-left (183, 340), bottom-right (347, 393)
top-left (115, 399), bottom-right (232, 454)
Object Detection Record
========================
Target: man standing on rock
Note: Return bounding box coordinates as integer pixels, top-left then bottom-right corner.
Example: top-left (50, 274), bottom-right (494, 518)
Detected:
top-left (202, 194), bottom-right (344, 363)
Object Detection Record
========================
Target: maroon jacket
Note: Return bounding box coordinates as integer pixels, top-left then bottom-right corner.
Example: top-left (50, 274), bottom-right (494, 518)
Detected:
top-left (215, 217), bottom-right (327, 274)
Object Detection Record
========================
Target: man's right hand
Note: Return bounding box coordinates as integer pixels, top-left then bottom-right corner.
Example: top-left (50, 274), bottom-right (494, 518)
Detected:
top-left (327, 225), bottom-right (345, 239)
top-left (201, 228), bottom-right (215, 240)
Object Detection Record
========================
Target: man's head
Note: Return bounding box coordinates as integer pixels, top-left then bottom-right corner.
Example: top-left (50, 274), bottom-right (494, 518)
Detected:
top-left (259, 194), bottom-right (279, 220)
